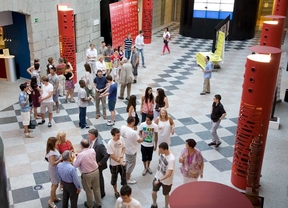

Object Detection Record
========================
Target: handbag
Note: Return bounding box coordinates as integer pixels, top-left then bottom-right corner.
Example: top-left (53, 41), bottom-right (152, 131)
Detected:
top-left (134, 112), bottom-right (140, 126)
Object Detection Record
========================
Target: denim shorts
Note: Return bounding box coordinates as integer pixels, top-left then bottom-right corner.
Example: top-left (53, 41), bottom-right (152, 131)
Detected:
top-left (108, 100), bottom-right (116, 111)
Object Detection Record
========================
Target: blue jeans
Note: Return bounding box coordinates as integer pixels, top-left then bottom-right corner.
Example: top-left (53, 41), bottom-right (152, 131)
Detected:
top-left (137, 48), bottom-right (145, 66)
top-left (79, 107), bottom-right (87, 128)
top-left (125, 50), bottom-right (131, 60)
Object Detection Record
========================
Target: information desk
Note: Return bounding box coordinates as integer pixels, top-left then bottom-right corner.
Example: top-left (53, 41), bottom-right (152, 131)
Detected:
top-left (170, 181), bottom-right (253, 208)
top-left (0, 55), bottom-right (17, 82)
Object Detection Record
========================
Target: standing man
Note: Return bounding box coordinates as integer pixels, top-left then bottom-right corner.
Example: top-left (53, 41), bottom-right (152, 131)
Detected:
top-left (120, 116), bottom-right (142, 184)
top-left (99, 41), bottom-right (107, 55)
top-left (124, 33), bottom-right (133, 59)
top-left (56, 150), bottom-right (81, 208)
top-left (74, 139), bottom-right (102, 208)
top-left (139, 114), bottom-right (158, 176)
top-left (130, 45), bottom-right (139, 83)
top-left (200, 56), bottom-right (213, 95)
top-left (104, 44), bottom-right (113, 75)
top-left (99, 75), bottom-right (118, 126)
top-left (208, 94), bottom-right (226, 147)
top-left (78, 80), bottom-right (92, 129)
top-left (88, 128), bottom-right (110, 198)
top-left (94, 70), bottom-right (108, 119)
top-left (86, 43), bottom-right (98, 77)
top-left (115, 185), bottom-right (142, 208)
top-left (135, 30), bottom-right (146, 68)
top-left (118, 58), bottom-right (134, 100)
top-left (19, 83), bottom-right (34, 138)
top-left (106, 128), bottom-right (127, 198)
top-left (48, 65), bottom-right (60, 113)
top-left (151, 142), bottom-right (175, 208)
top-left (38, 76), bottom-right (54, 128)
top-left (56, 58), bottom-right (66, 97)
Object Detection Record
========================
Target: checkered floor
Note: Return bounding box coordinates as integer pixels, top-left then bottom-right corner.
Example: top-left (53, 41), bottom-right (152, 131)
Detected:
top-left (1, 22), bottom-right (288, 208)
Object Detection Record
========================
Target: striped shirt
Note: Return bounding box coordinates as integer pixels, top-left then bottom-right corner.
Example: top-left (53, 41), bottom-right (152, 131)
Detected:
top-left (124, 38), bottom-right (133, 51)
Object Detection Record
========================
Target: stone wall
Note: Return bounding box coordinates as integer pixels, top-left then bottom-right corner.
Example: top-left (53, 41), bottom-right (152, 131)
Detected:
top-left (152, 0), bottom-right (161, 29)
top-left (0, 0), bottom-right (102, 75)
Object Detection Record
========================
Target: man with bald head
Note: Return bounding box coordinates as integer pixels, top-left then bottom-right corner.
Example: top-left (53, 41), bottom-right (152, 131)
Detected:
top-left (74, 139), bottom-right (102, 208)
top-left (56, 150), bottom-right (81, 208)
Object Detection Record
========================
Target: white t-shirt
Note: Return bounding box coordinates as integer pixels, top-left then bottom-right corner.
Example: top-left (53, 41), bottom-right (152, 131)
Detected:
top-left (86, 48), bottom-right (97, 61)
top-left (155, 153), bottom-right (175, 185)
top-left (78, 88), bottom-right (88, 107)
top-left (120, 125), bottom-right (139, 155)
top-left (115, 197), bottom-right (142, 208)
top-left (139, 122), bottom-right (158, 147)
top-left (158, 120), bottom-right (171, 145)
top-left (41, 83), bottom-right (53, 103)
top-left (107, 137), bottom-right (126, 166)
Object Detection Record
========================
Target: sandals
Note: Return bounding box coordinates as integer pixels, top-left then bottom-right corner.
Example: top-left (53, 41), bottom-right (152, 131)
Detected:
top-left (54, 198), bottom-right (61, 202)
top-left (48, 200), bottom-right (57, 208)
top-left (114, 192), bottom-right (120, 199)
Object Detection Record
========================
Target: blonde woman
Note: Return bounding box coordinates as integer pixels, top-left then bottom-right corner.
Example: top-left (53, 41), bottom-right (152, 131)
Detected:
top-left (96, 55), bottom-right (107, 76)
top-left (154, 108), bottom-right (174, 145)
top-left (56, 131), bottom-right (74, 154)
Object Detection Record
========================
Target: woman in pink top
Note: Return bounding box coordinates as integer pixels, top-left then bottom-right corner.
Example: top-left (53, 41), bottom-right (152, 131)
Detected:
top-left (179, 139), bottom-right (204, 183)
top-left (140, 87), bottom-right (154, 122)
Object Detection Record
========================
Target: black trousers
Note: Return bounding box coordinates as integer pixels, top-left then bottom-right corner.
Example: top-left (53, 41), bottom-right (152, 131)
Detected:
top-left (99, 169), bottom-right (105, 197)
top-left (62, 181), bottom-right (79, 208)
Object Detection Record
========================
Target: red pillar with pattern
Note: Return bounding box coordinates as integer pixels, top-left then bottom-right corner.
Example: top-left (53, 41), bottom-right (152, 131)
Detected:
top-left (231, 46), bottom-right (282, 190)
top-left (142, 0), bottom-right (153, 44)
top-left (273, 0), bottom-right (288, 16)
top-left (57, 5), bottom-right (77, 83)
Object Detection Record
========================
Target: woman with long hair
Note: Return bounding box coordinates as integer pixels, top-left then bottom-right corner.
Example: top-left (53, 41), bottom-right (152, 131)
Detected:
top-left (154, 88), bottom-right (169, 119)
top-left (63, 63), bottom-right (75, 103)
top-left (30, 76), bottom-right (41, 119)
top-left (118, 45), bottom-right (124, 61)
top-left (83, 63), bottom-right (95, 97)
top-left (162, 27), bottom-right (171, 55)
top-left (179, 139), bottom-right (204, 184)
top-left (140, 87), bottom-right (154, 122)
top-left (126, 95), bottom-right (139, 130)
top-left (154, 108), bottom-right (174, 145)
top-left (45, 137), bottom-right (62, 208)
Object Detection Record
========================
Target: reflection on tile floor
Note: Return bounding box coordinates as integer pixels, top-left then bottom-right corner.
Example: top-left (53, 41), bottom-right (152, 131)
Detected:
top-left (1, 22), bottom-right (288, 208)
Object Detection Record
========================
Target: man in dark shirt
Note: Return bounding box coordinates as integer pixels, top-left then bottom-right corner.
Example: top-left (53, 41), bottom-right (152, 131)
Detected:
top-left (208, 94), bottom-right (226, 147)
top-left (94, 70), bottom-right (109, 119)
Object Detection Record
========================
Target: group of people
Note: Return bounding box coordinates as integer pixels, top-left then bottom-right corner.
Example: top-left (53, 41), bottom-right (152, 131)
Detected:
top-left (17, 26), bottom-right (229, 208)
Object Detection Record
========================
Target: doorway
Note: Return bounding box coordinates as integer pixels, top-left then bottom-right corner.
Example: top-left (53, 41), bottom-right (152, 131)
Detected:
top-left (161, 0), bottom-right (166, 25)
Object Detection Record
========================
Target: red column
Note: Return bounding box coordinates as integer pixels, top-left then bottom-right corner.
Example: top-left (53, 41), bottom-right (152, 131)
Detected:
top-left (142, 0), bottom-right (153, 44)
top-left (260, 15), bottom-right (286, 48)
top-left (273, 0), bottom-right (288, 16)
top-left (57, 5), bottom-right (77, 83)
top-left (231, 46), bottom-right (281, 190)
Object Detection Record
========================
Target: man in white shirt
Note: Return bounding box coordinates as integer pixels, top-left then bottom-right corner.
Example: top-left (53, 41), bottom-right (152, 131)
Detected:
top-left (120, 116), bottom-right (142, 184)
top-left (151, 142), bottom-right (175, 208)
top-left (107, 128), bottom-right (127, 199)
top-left (135, 30), bottom-right (146, 68)
top-left (115, 185), bottom-right (142, 208)
top-left (86, 43), bottom-right (98, 76)
top-left (38, 76), bottom-right (54, 127)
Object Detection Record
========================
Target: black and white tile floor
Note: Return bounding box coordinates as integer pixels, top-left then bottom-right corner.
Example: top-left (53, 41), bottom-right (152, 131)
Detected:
top-left (1, 22), bottom-right (288, 208)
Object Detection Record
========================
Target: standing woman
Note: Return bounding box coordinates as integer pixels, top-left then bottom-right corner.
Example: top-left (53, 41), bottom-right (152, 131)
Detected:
top-left (154, 88), bottom-right (169, 119)
top-left (30, 76), bottom-right (41, 119)
top-left (83, 63), bottom-right (95, 98)
top-left (140, 87), bottom-right (154, 122)
top-left (126, 95), bottom-right (139, 130)
top-left (96, 55), bottom-right (107, 76)
top-left (118, 45), bottom-right (124, 61)
top-left (45, 137), bottom-right (62, 208)
top-left (179, 139), bottom-right (204, 184)
top-left (162, 27), bottom-right (171, 55)
top-left (154, 108), bottom-right (174, 145)
top-left (63, 63), bottom-right (75, 103)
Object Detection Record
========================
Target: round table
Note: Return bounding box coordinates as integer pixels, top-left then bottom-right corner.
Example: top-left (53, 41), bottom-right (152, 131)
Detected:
top-left (170, 181), bottom-right (253, 208)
